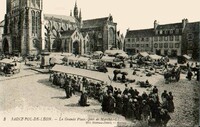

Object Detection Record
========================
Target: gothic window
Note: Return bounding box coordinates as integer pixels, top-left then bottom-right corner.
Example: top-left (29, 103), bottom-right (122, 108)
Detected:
top-left (36, 0), bottom-right (40, 8)
top-left (109, 28), bottom-right (115, 45)
top-left (132, 38), bottom-right (135, 42)
top-left (36, 11), bottom-right (40, 34)
top-left (31, 10), bottom-right (35, 34)
top-left (32, 0), bottom-right (36, 6)
top-left (127, 38), bottom-right (130, 42)
top-left (146, 44), bottom-right (149, 47)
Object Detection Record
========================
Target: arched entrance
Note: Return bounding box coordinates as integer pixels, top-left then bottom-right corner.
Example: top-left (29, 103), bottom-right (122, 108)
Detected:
top-left (3, 38), bottom-right (9, 54)
top-left (73, 41), bottom-right (80, 55)
top-left (52, 39), bottom-right (62, 52)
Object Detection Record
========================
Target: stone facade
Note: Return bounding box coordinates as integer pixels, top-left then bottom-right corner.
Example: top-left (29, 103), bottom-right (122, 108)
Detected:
top-left (125, 19), bottom-right (200, 59)
top-left (2, 0), bottom-right (43, 56)
top-left (43, 2), bottom-right (122, 55)
top-left (0, 20), bottom-right (4, 52)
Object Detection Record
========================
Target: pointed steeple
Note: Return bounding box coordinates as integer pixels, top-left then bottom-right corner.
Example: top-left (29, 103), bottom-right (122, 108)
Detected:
top-left (74, 0), bottom-right (78, 19)
top-left (70, 10), bottom-right (72, 16)
top-left (79, 9), bottom-right (82, 22)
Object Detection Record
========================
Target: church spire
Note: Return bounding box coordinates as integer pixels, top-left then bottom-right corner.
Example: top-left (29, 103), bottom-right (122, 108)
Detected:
top-left (74, 0), bottom-right (78, 19)
top-left (70, 10), bottom-right (72, 16)
top-left (79, 9), bottom-right (82, 22)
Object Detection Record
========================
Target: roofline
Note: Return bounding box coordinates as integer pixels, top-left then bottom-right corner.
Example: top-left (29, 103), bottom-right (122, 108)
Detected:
top-left (127, 28), bottom-right (154, 32)
top-left (83, 17), bottom-right (109, 22)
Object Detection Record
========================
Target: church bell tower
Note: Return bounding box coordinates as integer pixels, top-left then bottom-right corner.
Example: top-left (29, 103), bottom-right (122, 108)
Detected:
top-left (3, 0), bottom-right (43, 55)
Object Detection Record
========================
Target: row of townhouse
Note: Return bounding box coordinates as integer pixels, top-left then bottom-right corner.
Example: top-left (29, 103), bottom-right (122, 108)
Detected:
top-left (125, 19), bottom-right (200, 59)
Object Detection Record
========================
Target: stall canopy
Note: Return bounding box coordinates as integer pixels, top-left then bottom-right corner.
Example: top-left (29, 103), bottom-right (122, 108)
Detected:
top-left (139, 52), bottom-right (149, 57)
top-left (51, 65), bottom-right (110, 82)
top-left (132, 52), bottom-right (149, 59)
top-left (183, 54), bottom-right (191, 60)
top-left (149, 54), bottom-right (162, 60)
top-left (0, 59), bottom-right (15, 64)
top-left (101, 56), bottom-right (115, 62)
top-left (93, 51), bottom-right (103, 55)
top-left (77, 57), bottom-right (90, 62)
top-left (104, 50), bottom-right (126, 56)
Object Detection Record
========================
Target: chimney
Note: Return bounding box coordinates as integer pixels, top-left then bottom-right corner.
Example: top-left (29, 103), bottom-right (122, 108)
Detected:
top-left (154, 20), bottom-right (158, 30)
top-left (182, 18), bottom-right (188, 29)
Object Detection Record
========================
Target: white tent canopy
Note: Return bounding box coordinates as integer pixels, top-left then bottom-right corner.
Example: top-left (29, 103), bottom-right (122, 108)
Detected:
top-left (51, 65), bottom-right (110, 82)
top-left (104, 50), bottom-right (126, 55)
top-left (183, 54), bottom-right (191, 60)
top-left (149, 54), bottom-right (162, 60)
top-left (139, 52), bottom-right (149, 57)
top-left (0, 59), bottom-right (15, 64)
top-left (101, 56), bottom-right (115, 62)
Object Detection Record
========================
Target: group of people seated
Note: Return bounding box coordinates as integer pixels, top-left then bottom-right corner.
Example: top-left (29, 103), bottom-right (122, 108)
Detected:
top-left (49, 72), bottom-right (107, 104)
top-left (101, 85), bottom-right (174, 127)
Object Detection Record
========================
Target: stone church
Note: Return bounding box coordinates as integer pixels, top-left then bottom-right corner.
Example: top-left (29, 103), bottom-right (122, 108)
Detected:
top-left (2, 0), bottom-right (43, 55)
top-left (2, 0), bottom-right (124, 56)
top-left (44, 2), bottom-right (124, 55)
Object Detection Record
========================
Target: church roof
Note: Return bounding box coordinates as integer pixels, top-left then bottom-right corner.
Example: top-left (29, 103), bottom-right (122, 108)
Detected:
top-left (60, 30), bottom-right (76, 37)
top-left (126, 28), bottom-right (154, 38)
top-left (157, 23), bottom-right (183, 30)
top-left (44, 14), bottom-right (78, 23)
top-left (82, 17), bottom-right (109, 28)
top-left (0, 20), bottom-right (4, 27)
top-left (185, 22), bottom-right (200, 32)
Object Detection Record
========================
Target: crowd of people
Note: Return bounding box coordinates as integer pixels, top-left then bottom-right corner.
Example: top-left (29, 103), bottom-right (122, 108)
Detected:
top-left (49, 72), bottom-right (174, 127)
top-left (101, 84), bottom-right (174, 127)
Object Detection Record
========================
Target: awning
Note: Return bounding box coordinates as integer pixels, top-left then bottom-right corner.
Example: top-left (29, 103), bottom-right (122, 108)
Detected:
top-left (93, 51), bottom-right (103, 55)
top-left (51, 65), bottom-right (110, 82)
top-left (101, 56), bottom-right (115, 62)
top-left (104, 50), bottom-right (125, 55)
top-left (149, 54), bottom-right (162, 60)
top-left (139, 52), bottom-right (149, 57)
top-left (183, 54), bottom-right (191, 60)
top-left (77, 57), bottom-right (90, 62)
top-left (117, 53), bottom-right (128, 58)
top-left (0, 59), bottom-right (15, 64)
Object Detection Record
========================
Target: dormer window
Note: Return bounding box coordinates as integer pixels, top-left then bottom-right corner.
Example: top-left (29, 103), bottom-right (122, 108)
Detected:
top-left (170, 29), bottom-right (173, 34)
top-left (160, 30), bottom-right (163, 34)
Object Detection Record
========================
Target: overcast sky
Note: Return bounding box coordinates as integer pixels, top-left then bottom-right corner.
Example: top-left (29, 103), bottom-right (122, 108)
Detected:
top-left (0, 0), bottom-right (200, 35)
